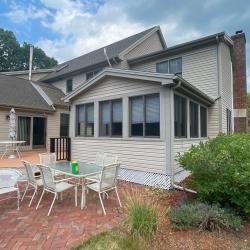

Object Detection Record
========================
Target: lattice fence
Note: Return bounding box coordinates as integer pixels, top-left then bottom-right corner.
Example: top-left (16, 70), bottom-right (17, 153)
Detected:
top-left (118, 168), bottom-right (171, 189)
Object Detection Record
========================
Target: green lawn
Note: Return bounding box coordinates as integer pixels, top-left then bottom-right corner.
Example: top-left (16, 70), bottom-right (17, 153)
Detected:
top-left (73, 231), bottom-right (141, 250)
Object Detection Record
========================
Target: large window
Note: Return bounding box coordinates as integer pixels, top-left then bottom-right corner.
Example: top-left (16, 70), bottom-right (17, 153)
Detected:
top-left (99, 99), bottom-right (122, 136)
top-left (60, 113), bottom-right (69, 137)
top-left (130, 94), bottom-right (160, 137)
top-left (200, 106), bottom-right (207, 137)
top-left (227, 109), bottom-right (232, 134)
top-left (76, 103), bottom-right (94, 136)
top-left (174, 95), bottom-right (187, 138)
top-left (190, 102), bottom-right (199, 138)
top-left (66, 79), bottom-right (73, 93)
top-left (156, 57), bottom-right (182, 75)
top-left (17, 116), bottom-right (31, 145)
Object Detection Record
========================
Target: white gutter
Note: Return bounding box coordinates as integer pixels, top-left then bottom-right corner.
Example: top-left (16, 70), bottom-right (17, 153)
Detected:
top-left (31, 82), bottom-right (56, 110)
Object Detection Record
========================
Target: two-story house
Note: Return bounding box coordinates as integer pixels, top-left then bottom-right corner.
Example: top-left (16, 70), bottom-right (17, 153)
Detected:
top-left (1, 26), bottom-right (247, 188)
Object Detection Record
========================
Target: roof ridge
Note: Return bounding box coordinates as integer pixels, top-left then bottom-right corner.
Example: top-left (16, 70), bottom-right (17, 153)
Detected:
top-left (54, 26), bottom-right (157, 67)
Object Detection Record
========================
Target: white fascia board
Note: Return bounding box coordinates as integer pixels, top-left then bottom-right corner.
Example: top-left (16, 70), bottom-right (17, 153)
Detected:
top-left (63, 68), bottom-right (175, 102)
top-left (31, 82), bottom-right (55, 109)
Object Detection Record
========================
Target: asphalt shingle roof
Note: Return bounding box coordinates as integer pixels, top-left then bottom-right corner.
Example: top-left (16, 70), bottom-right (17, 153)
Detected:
top-left (35, 81), bottom-right (67, 107)
top-left (41, 26), bottom-right (157, 82)
top-left (0, 74), bottom-right (65, 111)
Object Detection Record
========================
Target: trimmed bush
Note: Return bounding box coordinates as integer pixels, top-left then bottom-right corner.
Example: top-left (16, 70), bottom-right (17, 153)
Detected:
top-left (170, 201), bottom-right (242, 231)
top-left (177, 133), bottom-right (250, 218)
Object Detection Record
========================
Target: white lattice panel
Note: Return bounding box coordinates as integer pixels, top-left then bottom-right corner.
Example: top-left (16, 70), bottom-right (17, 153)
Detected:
top-left (118, 168), bottom-right (171, 189)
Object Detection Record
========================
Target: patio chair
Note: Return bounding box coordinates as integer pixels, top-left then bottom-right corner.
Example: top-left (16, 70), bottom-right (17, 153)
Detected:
top-left (39, 153), bottom-right (62, 177)
top-left (0, 169), bottom-right (21, 210)
top-left (21, 160), bottom-right (43, 207)
top-left (36, 164), bottom-right (77, 216)
top-left (86, 153), bottom-right (118, 181)
top-left (86, 163), bottom-right (122, 215)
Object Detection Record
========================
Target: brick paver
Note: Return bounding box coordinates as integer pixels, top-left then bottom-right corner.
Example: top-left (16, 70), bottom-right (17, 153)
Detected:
top-left (0, 181), bottom-right (127, 250)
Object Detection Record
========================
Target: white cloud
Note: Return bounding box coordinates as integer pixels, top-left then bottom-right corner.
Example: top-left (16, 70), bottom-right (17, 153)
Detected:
top-left (36, 0), bottom-right (147, 62)
top-left (5, 3), bottom-right (51, 23)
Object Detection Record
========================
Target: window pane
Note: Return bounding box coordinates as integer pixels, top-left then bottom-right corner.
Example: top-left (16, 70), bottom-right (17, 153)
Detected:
top-left (145, 94), bottom-right (160, 136)
top-left (18, 117), bottom-right (31, 146)
top-left (66, 79), bottom-right (72, 93)
top-left (86, 104), bottom-right (94, 136)
top-left (100, 101), bottom-right (110, 136)
top-left (112, 100), bottom-right (122, 136)
top-left (131, 96), bottom-right (143, 136)
top-left (169, 58), bottom-right (182, 75)
top-left (77, 105), bottom-right (85, 136)
top-left (200, 107), bottom-right (207, 137)
top-left (156, 61), bottom-right (169, 73)
top-left (174, 95), bottom-right (187, 137)
top-left (190, 102), bottom-right (199, 138)
top-left (60, 114), bottom-right (69, 137)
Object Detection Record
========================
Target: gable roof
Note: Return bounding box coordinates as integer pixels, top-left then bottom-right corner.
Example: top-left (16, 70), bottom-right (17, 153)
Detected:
top-left (64, 68), bottom-right (214, 106)
top-left (128, 32), bottom-right (234, 65)
top-left (0, 74), bottom-right (66, 112)
top-left (41, 26), bottom-right (165, 82)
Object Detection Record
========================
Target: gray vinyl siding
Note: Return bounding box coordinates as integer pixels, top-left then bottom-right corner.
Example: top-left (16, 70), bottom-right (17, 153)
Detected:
top-left (70, 76), bottom-right (168, 174)
top-left (0, 109), bottom-right (10, 153)
top-left (52, 73), bottom-right (86, 94)
top-left (124, 32), bottom-right (164, 60)
top-left (219, 42), bottom-right (233, 132)
top-left (71, 138), bottom-right (166, 173)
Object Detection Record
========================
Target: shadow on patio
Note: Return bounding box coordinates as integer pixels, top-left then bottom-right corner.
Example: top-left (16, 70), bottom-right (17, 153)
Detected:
top-left (0, 150), bottom-right (46, 168)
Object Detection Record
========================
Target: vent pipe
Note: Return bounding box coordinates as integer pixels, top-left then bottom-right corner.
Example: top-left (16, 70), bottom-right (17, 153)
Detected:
top-left (103, 48), bottom-right (112, 67)
top-left (28, 45), bottom-right (34, 81)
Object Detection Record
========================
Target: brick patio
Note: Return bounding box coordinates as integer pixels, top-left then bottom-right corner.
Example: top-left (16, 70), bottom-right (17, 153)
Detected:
top-left (0, 152), bottom-right (130, 250)
top-left (0, 181), bottom-right (128, 250)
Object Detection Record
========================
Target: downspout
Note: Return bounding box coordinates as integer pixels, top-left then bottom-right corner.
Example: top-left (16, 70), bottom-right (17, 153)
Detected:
top-left (216, 35), bottom-right (223, 132)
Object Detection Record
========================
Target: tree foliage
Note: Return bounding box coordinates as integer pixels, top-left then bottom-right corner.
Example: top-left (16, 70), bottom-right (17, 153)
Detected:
top-left (0, 28), bottom-right (57, 72)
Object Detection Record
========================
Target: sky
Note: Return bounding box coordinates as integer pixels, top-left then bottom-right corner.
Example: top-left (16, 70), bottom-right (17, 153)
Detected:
top-left (0, 0), bottom-right (250, 91)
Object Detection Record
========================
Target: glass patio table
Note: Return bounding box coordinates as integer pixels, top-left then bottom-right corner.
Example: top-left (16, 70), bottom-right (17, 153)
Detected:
top-left (47, 162), bottom-right (102, 209)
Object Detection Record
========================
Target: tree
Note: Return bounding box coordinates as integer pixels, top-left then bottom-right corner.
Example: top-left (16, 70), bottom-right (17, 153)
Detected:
top-left (247, 93), bottom-right (250, 130)
top-left (0, 28), bottom-right (57, 72)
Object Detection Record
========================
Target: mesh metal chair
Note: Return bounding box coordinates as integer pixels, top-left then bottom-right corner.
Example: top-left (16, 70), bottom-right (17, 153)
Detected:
top-left (36, 164), bottom-right (77, 216)
top-left (86, 153), bottom-right (118, 184)
top-left (86, 163), bottom-right (121, 215)
top-left (0, 169), bottom-right (21, 210)
top-left (39, 153), bottom-right (62, 177)
top-left (103, 153), bottom-right (118, 166)
top-left (39, 153), bottom-right (56, 164)
top-left (21, 160), bottom-right (43, 207)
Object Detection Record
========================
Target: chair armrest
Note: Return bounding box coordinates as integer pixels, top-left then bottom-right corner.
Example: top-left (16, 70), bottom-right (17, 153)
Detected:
top-left (85, 177), bottom-right (100, 182)
top-left (54, 177), bottom-right (75, 183)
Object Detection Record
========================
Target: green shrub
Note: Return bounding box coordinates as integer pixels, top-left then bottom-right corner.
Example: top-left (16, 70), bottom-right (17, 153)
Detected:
top-left (177, 133), bottom-right (250, 218)
top-left (170, 201), bottom-right (242, 231)
top-left (124, 190), bottom-right (158, 240)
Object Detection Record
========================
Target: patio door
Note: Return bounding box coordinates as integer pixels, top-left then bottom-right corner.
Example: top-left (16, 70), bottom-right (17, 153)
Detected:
top-left (17, 116), bottom-right (31, 146)
top-left (32, 117), bottom-right (46, 149)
